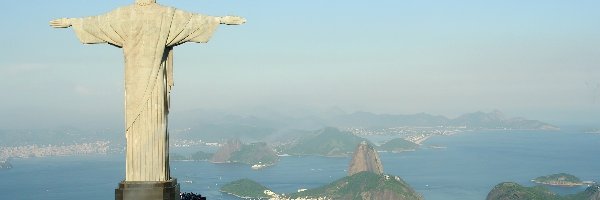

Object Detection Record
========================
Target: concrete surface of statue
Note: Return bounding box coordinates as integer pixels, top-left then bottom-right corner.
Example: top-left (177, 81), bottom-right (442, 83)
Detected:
top-left (50, 0), bottom-right (245, 183)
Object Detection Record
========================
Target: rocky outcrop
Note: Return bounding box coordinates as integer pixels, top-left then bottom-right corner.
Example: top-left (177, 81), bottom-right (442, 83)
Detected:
top-left (580, 185), bottom-right (600, 200)
top-left (348, 141), bottom-right (383, 176)
top-left (210, 139), bottom-right (242, 163)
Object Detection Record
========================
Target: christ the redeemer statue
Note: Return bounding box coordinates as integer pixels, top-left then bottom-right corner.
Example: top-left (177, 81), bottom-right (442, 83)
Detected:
top-left (50, 0), bottom-right (244, 198)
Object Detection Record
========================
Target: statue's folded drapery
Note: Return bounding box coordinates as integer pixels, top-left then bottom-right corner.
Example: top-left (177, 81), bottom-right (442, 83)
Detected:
top-left (70, 4), bottom-right (219, 181)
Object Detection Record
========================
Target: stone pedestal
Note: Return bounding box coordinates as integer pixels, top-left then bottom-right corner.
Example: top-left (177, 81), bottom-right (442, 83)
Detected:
top-left (115, 179), bottom-right (180, 200)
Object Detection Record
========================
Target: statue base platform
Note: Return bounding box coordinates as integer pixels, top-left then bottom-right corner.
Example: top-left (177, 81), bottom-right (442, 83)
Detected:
top-left (115, 179), bottom-right (180, 200)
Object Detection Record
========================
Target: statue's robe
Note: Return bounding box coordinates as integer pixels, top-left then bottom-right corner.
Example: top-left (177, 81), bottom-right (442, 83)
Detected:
top-left (70, 4), bottom-right (219, 181)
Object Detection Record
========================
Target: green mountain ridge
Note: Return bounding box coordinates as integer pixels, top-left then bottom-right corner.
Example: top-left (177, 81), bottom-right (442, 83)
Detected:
top-left (285, 127), bottom-right (370, 157)
top-left (221, 172), bottom-right (423, 200)
top-left (229, 142), bottom-right (279, 165)
top-left (220, 179), bottom-right (270, 199)
top-left (290, 171), bottom-right (423, 200)
top-left (211, 139), bottom-right (279, 165)
top-left (221, 140), bottom-right (422, 200)
top-left (487, 182), bottom-right (600, 200)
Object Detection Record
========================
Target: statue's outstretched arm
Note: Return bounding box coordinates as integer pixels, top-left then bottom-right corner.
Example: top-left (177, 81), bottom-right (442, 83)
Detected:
top-left (50, 18), bottom-right (73, 28)
top-left (50, 15), bottom-right (123, 46)
top-left (217, 16), bottom-right (246, 25)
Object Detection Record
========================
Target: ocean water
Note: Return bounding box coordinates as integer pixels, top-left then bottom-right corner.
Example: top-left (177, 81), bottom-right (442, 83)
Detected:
top-left (1, 130), bottom-right (599, 200)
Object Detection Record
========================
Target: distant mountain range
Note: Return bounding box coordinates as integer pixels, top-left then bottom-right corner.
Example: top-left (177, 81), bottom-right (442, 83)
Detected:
top-left (329, 110), bottom-right (559, 130)
top-left (167, 109), bottom-right (558, 143)
top-left (0, 109), bottom-right (558, 146)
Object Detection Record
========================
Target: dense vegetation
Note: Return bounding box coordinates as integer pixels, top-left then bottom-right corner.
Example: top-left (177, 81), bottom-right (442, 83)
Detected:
top-left (220, 179), bottom-right (270, 199)
top-left (533, 173), bottom-right (583, 185)
top-left (487, 182), bottom-right (600, 200)
top-left (220, 172), bottom-right (423, 200)
top-left (487, 182), bottom-right (561, 200)
top-left (289, 171), bottom-right (423, 200)
top-left (378, 138), bottom-right (419, 152)
top-left (285, 127), bottom-right (369, 157)
top-left (229, 142), bottom-right (279, 165)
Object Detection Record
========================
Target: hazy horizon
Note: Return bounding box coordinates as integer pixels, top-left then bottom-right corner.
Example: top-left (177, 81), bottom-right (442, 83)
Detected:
top-left (1, 0), bottom-right (599, 129)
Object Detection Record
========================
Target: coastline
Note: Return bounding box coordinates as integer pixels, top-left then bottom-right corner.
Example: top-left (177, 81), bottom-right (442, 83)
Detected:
top-left (531, 180), bottom-right (596, 187)
top-left (0, 160), bottom-right (12, 170)
top-left (220, 190), bottom-right (269, 200)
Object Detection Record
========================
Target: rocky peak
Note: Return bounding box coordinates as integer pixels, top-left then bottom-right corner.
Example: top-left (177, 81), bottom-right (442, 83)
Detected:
top-left (584, 185), bottom-right (600, 200)
top-left (210, 139), bottom-right (242, 163)
top-left (348, 141), bottom-right (384, 176)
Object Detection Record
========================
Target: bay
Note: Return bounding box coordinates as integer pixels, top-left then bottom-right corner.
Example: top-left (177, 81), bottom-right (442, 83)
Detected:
top-left (1, 130), bottom-right (598, 200)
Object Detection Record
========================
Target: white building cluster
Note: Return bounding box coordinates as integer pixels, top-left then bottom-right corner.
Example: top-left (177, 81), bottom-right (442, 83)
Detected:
top-left (0, 141), bottom-right (110, 159)
top-left (264, 190), bottom-right (330, 200)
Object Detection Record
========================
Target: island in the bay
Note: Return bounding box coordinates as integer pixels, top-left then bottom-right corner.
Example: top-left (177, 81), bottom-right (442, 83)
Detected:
top-left (211, 139), bottom-right (279, 169)
top-left (377, 138), bottom-right (419, 152)
top-left (170, 138), bottom-right (279, 169)
top-left (220, 141), bottom-right (423, 200)
top-left (532, 173), bottom-right (596, 187)
top-left (282, 127), bottom-right (368, 157)
top-left (487, 182), bottom-right (600, 200)
top-left (281, 127), bottom-right (420, 157)
top-left (169, 127), bottom-right (420, 171)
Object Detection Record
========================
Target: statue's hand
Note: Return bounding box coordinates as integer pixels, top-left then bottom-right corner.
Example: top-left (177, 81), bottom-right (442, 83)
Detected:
top-left (219, 16), bottom-right (246, 25)
top-left (50, 18), bottom-right (72, 28)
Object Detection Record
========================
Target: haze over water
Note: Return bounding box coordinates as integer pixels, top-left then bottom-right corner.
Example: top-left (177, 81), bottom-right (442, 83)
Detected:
top-left (2, 130), bottom-right (598, 200)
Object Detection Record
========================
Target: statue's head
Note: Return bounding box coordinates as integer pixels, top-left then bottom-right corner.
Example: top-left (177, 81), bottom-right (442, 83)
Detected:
top-left (136, 0), bottom-right (156, 6)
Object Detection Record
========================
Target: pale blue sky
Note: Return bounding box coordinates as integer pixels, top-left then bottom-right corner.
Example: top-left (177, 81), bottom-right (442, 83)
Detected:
top-left (0, 0), bottom-right (599, 128)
